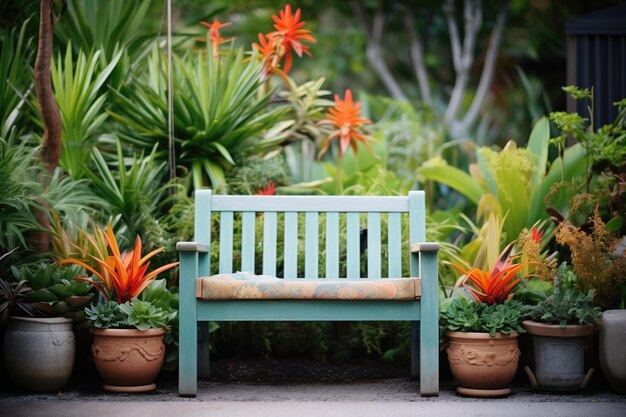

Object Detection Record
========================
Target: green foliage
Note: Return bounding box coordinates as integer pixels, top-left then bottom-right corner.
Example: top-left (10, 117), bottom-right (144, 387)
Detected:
top-left (48, 42), bottom-right (121, 179)
top-left (525, 263), bottom-right (601, 328)
top-left (0, 19), bottom-right (34, 138)
top-left (440, 297), bottom-right (526, 337)
top-left (86, 296), bottom-right (176, 331)
top-left (227, 154), bottom-right (291, 195)
top-left (119, 298), bottom-right (174, 331)
top-left (139, 279), bottom-right (180, 368)
top-left (420, 117), bottom-right (587, 243)
top-left (87, 141), bottom-right (170, 248)
top-left (15, 263), bottom-right (94, 317)
top-left (0, 135), bottom-right (42, 253)
top-left (85, 301), bottom-right (125, 328)
top-left (109, 45), bottom-right (288, 191)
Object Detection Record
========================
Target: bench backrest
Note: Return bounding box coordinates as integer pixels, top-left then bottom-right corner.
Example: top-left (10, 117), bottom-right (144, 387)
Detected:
top-left (194, 190), bottom-right (426, 280)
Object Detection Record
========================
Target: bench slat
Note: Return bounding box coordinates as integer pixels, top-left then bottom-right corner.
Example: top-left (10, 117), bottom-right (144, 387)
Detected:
top-left (211, 195), bottom-right (410, 212)
top-left (367, 212), bottom-right (381, 279)
top-left (262, 212), bottom-right (277, 276)
top-left (346, 212), bottom-right (360, 280)
top-left (388, 212), bottom-right (402, 278)
top-left (305, 212), bottom-right (319, 279)
top-left (219, 212), bottom-right (234, 273)
top-left (241, 212), bottom-right (255, 273)
top-left (325, 212), bottom-right (339, 279)
top-left (284, 212), bottom-right (298, 279)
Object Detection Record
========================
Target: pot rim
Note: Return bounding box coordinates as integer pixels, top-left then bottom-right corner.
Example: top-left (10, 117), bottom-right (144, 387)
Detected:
top-left (522, 320), bottom-right (597, 337)
top-left (446, 330), bottom-right (519, 339)
top-left (8, 316), bottom-right (73, 324)
top-left (92, 327), bottom-right (166, 337)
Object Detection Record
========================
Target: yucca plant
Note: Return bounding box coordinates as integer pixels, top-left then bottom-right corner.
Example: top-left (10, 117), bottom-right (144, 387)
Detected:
top-left (108, 45), bottom-right (289, 191)
top-left (87, 141), bottom-right (170, 246)
top-left (47, 42), bottom-right (121, 179)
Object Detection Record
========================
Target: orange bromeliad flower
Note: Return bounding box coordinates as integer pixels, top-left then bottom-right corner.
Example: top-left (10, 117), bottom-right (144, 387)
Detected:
top-left (61, 225), bottom-right (179, 304)
top-left (201, 18), bottom-right (232, 60)
top-left (531, 226), bottom-right (543, 244)
top-left (270, 4), bottom-right (316, 74)
top-left (446, 243), bottom-right (532, 305)
top-left (318, 89), bottom-right (375, 158)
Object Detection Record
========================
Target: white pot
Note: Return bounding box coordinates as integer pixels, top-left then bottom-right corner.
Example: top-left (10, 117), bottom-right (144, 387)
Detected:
top-left (3, 316), bottom-right (75, 392)
top-left (599, 310), bottom-right (626, 394)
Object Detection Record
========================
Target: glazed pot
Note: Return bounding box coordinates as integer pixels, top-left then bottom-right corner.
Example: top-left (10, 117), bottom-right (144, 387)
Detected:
top-left (446, 331), bottom-right (520, 397)
top-left (92, 328), bottom-right (165, 393)
top-left (522, 320), bottom-right (596, 391)
top-left (3, 316), bottom-right (75, 392)
top-left (599, 310), bottom-right (626, 394)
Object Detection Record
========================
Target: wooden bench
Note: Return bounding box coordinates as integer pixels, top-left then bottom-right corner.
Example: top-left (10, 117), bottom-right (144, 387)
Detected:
top-left (177, 190), bottom-right (439, 396)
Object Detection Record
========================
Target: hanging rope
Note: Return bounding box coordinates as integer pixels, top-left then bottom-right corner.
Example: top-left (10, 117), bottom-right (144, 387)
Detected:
top-left (166, 0), bottom-right (176, 183)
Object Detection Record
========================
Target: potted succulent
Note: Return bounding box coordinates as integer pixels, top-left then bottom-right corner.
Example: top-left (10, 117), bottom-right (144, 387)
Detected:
top-left (522, 262), bottom-right (602, 392)
top-left (62, 224), bottom-right (178, 393)
top-left (1, 260), bottom-right (84, 393)
top-left (442, 242), bottom-right (531, 397)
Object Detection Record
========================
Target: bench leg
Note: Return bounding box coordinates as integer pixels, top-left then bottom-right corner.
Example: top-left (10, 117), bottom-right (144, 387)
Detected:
top-left (419, 251), bottom-right (439, 396)
top-left (410, 321), bottom-right (420, 379)
top-left (179, 252), bottom-right (198, 397)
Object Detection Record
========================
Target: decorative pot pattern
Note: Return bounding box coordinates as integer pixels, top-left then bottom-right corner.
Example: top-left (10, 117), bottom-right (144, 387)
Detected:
top-left (3, 317), bottom-right (75, 393)
top-left (446, 331), bottom-right (520, 397)
top-left (91, 328), bottom-right (166, 393)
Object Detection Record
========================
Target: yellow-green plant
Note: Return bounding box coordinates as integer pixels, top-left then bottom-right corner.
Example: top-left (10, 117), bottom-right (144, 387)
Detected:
top-left (419, 117), bottom-right (586, 243)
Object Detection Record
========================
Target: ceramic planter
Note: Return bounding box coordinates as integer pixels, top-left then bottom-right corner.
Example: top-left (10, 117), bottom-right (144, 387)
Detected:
top-left (446, 331), bottom-right (520, 397)
top-left (2, 316), bottom-right (75, 392)
top-left (92, 328), bottom-right (166, 393)
top-left (599, 310), bottom-right (626, 394)
top-left (522, 320), bottom-right (596, 391)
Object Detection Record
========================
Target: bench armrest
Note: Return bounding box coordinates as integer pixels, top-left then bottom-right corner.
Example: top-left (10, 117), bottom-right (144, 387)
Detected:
top-left (410, 242), bottom-right (440, 253)
top-left (176, 242), bottom-right (210, 253)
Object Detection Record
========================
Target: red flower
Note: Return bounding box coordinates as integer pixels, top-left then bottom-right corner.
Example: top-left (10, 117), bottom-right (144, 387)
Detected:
top-left (531, 226), bottom-right (543, 244)
top-left (318, 89), bottom-right (375, 158)
top-left (256, 182), bottom-right (277, 196)
top-left (201, 18), bottom-right (232, 60)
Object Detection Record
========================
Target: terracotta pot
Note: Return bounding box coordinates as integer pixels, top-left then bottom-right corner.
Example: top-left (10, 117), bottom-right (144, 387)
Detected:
top-left (92, 328), bottom-right (165, 393)
top-left (446, 331), bottom-right (520, 397)
top-left (3, 317), bottom-right (75, 392)
top-left (522, 320), bottom-right (596, 392)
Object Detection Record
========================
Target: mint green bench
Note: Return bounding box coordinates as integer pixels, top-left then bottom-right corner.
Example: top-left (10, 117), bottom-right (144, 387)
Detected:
top-left (177, 190), bottom-right (439, 396)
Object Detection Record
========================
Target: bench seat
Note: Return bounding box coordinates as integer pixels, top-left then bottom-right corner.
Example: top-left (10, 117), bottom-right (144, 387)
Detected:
top-left (197, 273), bottom-right (421, 300)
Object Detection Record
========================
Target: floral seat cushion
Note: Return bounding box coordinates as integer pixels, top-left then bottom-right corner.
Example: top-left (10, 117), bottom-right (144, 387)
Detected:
top-left (196, 272), bottom-right (421, 301)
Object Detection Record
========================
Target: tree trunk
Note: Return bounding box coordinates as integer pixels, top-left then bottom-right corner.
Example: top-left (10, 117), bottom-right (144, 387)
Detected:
top-left (32, 0), bottom-right (62, 253)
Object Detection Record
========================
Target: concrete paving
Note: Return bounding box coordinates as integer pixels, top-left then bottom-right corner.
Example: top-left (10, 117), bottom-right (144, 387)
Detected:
top-left (3, 399), bottom-right (625, 417)
top-left (2, 377), bottom-right (625, 417)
